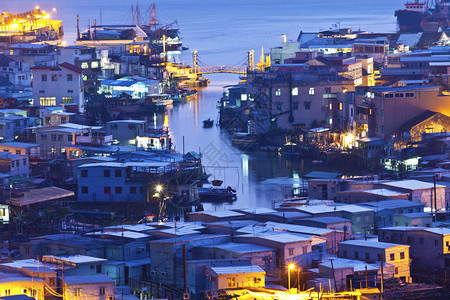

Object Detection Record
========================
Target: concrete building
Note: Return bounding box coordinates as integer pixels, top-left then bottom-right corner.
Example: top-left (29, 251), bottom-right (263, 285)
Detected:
top-left (105, 120), bottom-right (147, 146)
top-left (0, 152), bottom-right (29, 177)
top-left (205, 265), bottom-right (265, 291)
top-left (378, 227), bottom-right (450, 272)
top-left (148, 234), bottom-right (230, 288)
top-left (63, 275), bottom-right (114, 300)
top-left (193, 243), bottom-right (276, 272)
top-left (381, 180), bottom-right (446, 210)
top-left (0, 142), bottom-right (40, 158)
top-left (359, 199), bottom-right (425, 228)
top-left (338, 240), bottom-right (411, 282)
top-left (354, 85), bottom-right (450, 140)
top-left (393, 212), bottom-right (432, 227)
top-left (31, 62), bottom-right (84, 112)
top-left (77, 161), bottom-right (174, 203)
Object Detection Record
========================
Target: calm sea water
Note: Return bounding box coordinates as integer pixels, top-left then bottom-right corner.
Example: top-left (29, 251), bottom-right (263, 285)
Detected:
top-left (6, 1), bottom-right (404, 209)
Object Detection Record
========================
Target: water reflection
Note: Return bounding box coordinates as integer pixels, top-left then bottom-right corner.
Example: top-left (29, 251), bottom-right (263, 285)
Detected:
top-left (156, 74), bottom-right (317, 209)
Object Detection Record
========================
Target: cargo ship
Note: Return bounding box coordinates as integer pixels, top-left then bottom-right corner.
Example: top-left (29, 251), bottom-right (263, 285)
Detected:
top-left (395, 0), bottom-right (450, 32)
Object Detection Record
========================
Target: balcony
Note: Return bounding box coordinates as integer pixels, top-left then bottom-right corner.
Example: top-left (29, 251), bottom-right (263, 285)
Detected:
top-left (323, 93), bottom-right (337, 99)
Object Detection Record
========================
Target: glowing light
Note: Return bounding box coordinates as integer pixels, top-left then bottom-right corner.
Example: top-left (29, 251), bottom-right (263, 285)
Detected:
top-left (35, 5), bottom-right (40, 10)
top-left (52, 8), bottom-right (57, 12)
top-left (289, 264), bottom-right (295, 270)
top-left (156, 185), bottom-right (163, 192)
top-left (10, 23), bottom-right (19, 30)
top-left (61, 41), bottom-right (67, 46)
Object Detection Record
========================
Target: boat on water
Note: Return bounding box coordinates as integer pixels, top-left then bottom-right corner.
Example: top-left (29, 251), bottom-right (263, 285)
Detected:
top-left (153, 98), bottom-right (173, 107)
top-left (395, 0), bottom-right (450, 32)
top-left (203, 118), bottom-right (214, 128)
top-left (171, 89), bottom-right (198, 103)
top-left (231, 132), bottom-right (258, 150)
top-left (197, 186), bottom-right (237, 203)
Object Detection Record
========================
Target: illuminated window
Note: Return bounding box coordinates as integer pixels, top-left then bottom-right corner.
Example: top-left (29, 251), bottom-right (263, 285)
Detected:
top-left (309, 88), bottom-right (315, 95)
top-left (104, 186), bottom-right (111, 194)
top-left (339, 103), bottom-right (343, 110)
top-left (74, 288), bottom-right (82, 296)
top-left (92, 61), bottom-right (99, 68)
top-left (83, 75), bottom-right (87, 81)
top-left (291, 87), bottom-right (298, 96)
top-left (275, 89), bottom-right (281, 96)
top-left (62, 97), bottom-right (73, 104)
top-left (9, 50), bottom-right (13, 55)
top-left (81, 62), bottom-right (89, 69)
top-left (227, 278), bottom-right (236, 287)
top-left (39, 97), bottom-right (56, 106)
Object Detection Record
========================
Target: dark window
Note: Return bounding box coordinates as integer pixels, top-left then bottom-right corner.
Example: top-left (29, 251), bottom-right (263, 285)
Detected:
top-left (435, 239), bottom-right (439, 246)
top-left (354, 251), bottom-right (359, 259)
top-left (68, 89), bottom-right (74, 93)
top-left (400, 252), bottom-right (405, 260)
top-left (61, 117), bottom-right (67, 123)
top-left (140, 186), bottom-right (144, 194)
top-left (104, 170), bottom-right (110, 177)
top-left (104, 187), bottom-right (111, 194)
top-left (377, 253), bottom-right (382, 261)
top-left (115, 187), bottom-right (122, 194)
top-left (97, 264), bottom-right (102, 273)
top-left (304, 101), bottom-right (311, 110)
top-left (81, 170), bottom-right (88, 177)
top-left (365, 252), bottom-right (370, 261)
top-left (99, 287), bottom-right (105, 295)
top-left (51, 74), bottom-right (57, 82)
top-left (343, 250), bottom-right (347, 258)
top-left (41, 74), bottom-right (47, 81)
top-left (115, 170), bottom-right (122, 177)
top-left (293, 102), bottom-right (299, 110)
top-left (67, 74), bottom-right (73, 81)
top-left (68, 134), bottom-right (73, 142)
top-left (390, 253), bottom-right (395, 261)
top-left (81, 186), bottom-right (88, 194)
top-left (130, 186), bottom-right (137, 194)
top-left (58, 134), bottom-right (63, 141)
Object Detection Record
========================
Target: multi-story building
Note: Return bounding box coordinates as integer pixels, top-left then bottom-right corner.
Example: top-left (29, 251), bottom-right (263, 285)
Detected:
top-left (57, 46), bottom-right (102, 95)
top-left (77, 161), bottom-right (175, 203)
top-left (378, 227), bottom-right (450, 272)
top-left (0, 54), bottom-right (31, 87)
top-left (0, 152), bottom-right (29, 177)
top-left (31, 62), bottom-right (84, 112)
top-left (338, 239), bottom-right (411, 282)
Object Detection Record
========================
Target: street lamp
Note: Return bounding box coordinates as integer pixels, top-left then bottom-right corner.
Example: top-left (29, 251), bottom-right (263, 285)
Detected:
top-left (156, 185), bottom-right (163, 193)
top-left (288, 263), bottom-right (295, 292)
top-left (52, 8), bottom-right (57, 19)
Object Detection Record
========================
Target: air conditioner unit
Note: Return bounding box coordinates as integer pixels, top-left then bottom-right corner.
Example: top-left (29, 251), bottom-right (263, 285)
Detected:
top-left (370, 224), bottom-right (374, 229)
top-left (150, 270), bottom-right (156, 276)
top-left (183, 293), bottom-right (190, 300)
top-left (137, 247), bottom-right (145, 253)
top-left (161, 272), bottom-right (167, 277)
top-left (435, 173), bottom-right (442, 180)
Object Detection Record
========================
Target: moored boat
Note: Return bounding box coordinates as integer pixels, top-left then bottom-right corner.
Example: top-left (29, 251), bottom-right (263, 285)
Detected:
top-left (203, 118), bottom-right (214, 128)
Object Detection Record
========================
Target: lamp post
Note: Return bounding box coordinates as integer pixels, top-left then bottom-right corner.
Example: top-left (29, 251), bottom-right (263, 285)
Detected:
top-left (52, 8), bottom-right (57, 20)
top-left (288, 263), bottom-right (295, 292)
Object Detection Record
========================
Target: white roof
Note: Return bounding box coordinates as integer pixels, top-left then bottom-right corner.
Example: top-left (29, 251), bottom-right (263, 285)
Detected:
top-left (339, 239), bottom-right (407, 249)
top-left (190, 210), bottom-right (244, 218)
top-left (234, 207), bottom-right (277, 214)
top-left (210, 265), bottom-right (265, 275)
top-left (43, 255), bottom-right (107, 265)
top-left (320, 258), bottom-right (384, 272)
top-left (241, 232), bottom-right (311, 243)
top-left (105, 224), bottom-right (155, 232)
top-left (87, 231), bottom-right (150, 239)
top-left (382, 179), bottom-right (445, 190)
top-left (362, 189), bottom-right (407, 197)
top-left (108, 120), bottom-right (147, 124)
top-left (264, 221), bottom-right (332, 235)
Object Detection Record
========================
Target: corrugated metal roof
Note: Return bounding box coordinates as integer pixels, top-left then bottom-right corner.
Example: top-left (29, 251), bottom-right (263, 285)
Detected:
top-left (339, 239), bottom-right (406, 249)
top-left (382, 179), bottom-right (445, 190)
top-left (210, 265), bottom-right (265, 275)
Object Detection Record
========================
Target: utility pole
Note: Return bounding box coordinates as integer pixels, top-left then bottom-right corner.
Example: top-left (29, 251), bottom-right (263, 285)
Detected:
top-left (365, 265), bottom-right (368, 288)
top-left (434, 174), bottom-right (438, 224)
top-left (183, 244), bottom-right (189, 299)
top-left (380, 252), bottom-right (384, 296)
top-left (330, 259), bottom-right (338, 292)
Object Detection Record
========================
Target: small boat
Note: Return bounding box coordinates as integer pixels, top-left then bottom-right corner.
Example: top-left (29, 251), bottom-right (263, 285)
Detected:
top-left (203, 118), bottom-right (214, 128)
top-left (198, 186), bottom-right (237, 203)
top-left (153, 99), bottom-right (173, 107)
